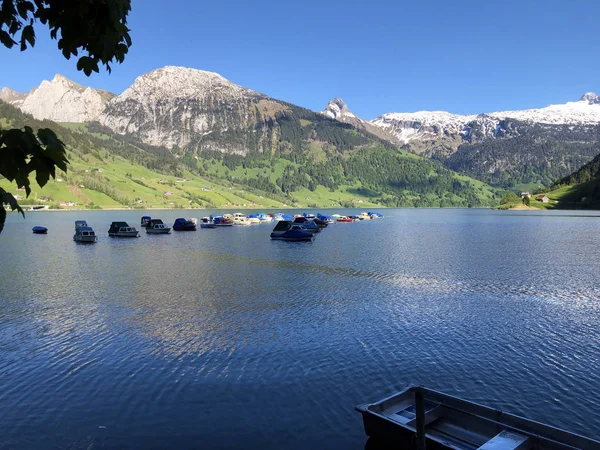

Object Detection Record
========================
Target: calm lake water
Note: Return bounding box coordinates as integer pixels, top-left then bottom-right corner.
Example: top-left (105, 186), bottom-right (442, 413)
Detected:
top-left (1, 208), bottom-right (600, 448)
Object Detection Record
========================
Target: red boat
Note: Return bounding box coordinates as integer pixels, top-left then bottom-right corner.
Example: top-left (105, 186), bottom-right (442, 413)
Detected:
top-left (337, 216), bottom-right (353, 223)
top-left (173, 218), bottom-right (197, 231)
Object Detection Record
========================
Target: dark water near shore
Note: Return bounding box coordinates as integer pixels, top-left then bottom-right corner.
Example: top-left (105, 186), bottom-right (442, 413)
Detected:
top-left (1, 209), bottom-right (600, 448)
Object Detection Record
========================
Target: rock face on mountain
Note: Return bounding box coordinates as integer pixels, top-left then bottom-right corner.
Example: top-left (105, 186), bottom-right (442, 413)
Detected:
top-left (0, 87), bottom-right (27, 107)
top-left (99, 66), bottom-right (290, 153)
top-left (0, 75), bottom-right (114, 122)
top-left (581, 92), bottom-right (600, 105)
top-left (320, 98), bottom-right (399, 143)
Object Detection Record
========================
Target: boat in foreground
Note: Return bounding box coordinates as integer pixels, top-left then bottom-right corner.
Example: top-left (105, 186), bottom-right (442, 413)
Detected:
top-left (32, 226), bottom-right (48, 234)
top-left (108, 222), bottom-right (140, 237)
top-left (173, 218), bottom-right (197, 231)
top-left (356, 385), bottom-right (600, 449)
top-left (270, 221), bottom-right (313, 241)
top-left (146, 219), bottom-right (171, 234)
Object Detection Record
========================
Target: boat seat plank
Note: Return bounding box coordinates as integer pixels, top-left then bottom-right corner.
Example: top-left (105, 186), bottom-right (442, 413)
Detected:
top-left (406, 405), bottom-right (443, 428)
top-left (478, 429), bottom-right (531, 450)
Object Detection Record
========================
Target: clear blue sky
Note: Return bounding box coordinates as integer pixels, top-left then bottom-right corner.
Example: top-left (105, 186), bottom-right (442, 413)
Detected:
top-left (1, 0), bottom-right (599, 119)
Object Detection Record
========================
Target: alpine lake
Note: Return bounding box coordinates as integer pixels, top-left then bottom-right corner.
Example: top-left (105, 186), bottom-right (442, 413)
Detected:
top-left (1, 208), bottom-right (600, 448)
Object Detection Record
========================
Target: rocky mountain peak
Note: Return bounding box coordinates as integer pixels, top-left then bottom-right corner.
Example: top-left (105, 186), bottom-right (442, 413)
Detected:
top-left (580, 92), bottom-right (600, 104)
top-left (12, 74), bottom-right (116, 122)
top-left (99, 66), bottom-right (266, 151)
top-left (321, 97), bottom-right (356, 120)
top-left (0, 87), bottom-right (27, 106)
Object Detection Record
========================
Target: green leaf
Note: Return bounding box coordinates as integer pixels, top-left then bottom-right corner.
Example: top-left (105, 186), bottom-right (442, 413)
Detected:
top-left (0, 30), bottom-right (16, 48)
top-left (21, 24), bottom-right (36, 50)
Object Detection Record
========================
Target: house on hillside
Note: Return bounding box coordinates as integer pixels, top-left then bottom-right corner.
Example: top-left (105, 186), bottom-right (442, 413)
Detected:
top-left (536, 194), bottom-right (549, 203)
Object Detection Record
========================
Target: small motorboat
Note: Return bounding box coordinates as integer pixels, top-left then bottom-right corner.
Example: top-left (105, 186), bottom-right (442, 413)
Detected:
top-left (247, 214), bottom-right (261, 224)
top-left (32, 226), bottom-right (48, 234)
top-left (356, 385), bottom-right (600, 449)
top-left (73, 226), bottom-right (97, 243)
top-left (108, 222), bottom-right (140, 237)
top-left (303, 212), bottom-right (316, 219)
top-left (270, 221), bottom-right (313, 241)
top-left (172, 218), bottom-right (197, 231)
top-left (212, 216), bottom-right (233, 227)
top-left (348, 215), bottom-right (362, 221)
top-left (146, 219), bottom-right (171, 234)
top-left (293, 216), bottom-right (321, 233)
top-left (337, 216), bottom-right (353, 223)
top-left (140, 216), bottom-right (151, 227)
top-left (74, 220), bottom-right (97, 242)
top-left (359, 212), bottom-right (371, 220)
top-left (368, 212), bottom-right (384, 219)
top-left (232, 213), bottom-right (251, 226)
top-left (200, 217), bottom-right (217, 229)
top-left (257, 213), bottom-right (272, 223)
top-left (317, 213), bottom-right (334, 225)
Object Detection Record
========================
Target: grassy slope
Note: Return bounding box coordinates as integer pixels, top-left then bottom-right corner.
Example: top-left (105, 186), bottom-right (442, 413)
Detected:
top-left (2, 112), bottom-right (499, 210)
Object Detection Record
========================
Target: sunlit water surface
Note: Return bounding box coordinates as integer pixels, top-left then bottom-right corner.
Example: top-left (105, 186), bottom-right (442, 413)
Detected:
top-left (1, 209), bottom-right (600, 448)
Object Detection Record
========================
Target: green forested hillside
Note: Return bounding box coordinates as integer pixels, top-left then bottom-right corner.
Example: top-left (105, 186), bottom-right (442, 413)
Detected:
top-left (547, 152), bottom-right (600, 209)
top-left (443, 120), bottom-right (600, 188)
top-left (1, 100), bottom-right (499, 209)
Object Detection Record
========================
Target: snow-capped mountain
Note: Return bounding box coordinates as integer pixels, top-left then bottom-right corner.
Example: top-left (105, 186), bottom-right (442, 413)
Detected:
top-left (1, 74), bottom-right (115, 122)
top-left (369, 93), bottom-right (600, 152)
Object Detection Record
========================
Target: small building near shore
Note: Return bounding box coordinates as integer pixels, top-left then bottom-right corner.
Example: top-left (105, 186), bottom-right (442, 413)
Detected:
top-left (536, 194), bottom-right (550, 203)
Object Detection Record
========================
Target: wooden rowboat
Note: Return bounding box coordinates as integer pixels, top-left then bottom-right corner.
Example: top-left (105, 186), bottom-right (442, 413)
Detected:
top-left (355, 385), bottom-right (600, 449)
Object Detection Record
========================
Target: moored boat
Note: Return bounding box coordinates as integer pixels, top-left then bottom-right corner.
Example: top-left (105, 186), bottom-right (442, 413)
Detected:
top-left (247, 214), bottom-right (261, 224)
top-left (337, 216), bottom-right (353, 223)
top-left (200, 217), bottom-right (217, 229)
top-left (75, 220), bottom-right (88, 229)
top-left (212, 216), bottom-right (234, 227)
top-left (368, 211), bottom-right (384, 219)
top-left (146, 219), bottom-right (171, 234)
top-left (140, 216), bottom-right (151, 227)
top-left (32, 226), bottom-right (48, 234)
top-left (73, 226), bottom-right (97, 242)
top-left (356, 385), bottom-right (600, 449)
top-left (293, 216), bottom-right (321, 233)
top-left (173, 218), bottom-right (197, 231)
top-left (232, 213), bottom-right (251, 226)
top-left (270, 221), bottom-right (313, 241)
top-left (108, 222), bottom-right (140, 237)
top-left (359, 212), bottom-right (371, 220)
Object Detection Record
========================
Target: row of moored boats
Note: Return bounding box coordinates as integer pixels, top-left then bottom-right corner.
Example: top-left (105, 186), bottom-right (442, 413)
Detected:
top-left (43, 211), bottom-right (385, 243)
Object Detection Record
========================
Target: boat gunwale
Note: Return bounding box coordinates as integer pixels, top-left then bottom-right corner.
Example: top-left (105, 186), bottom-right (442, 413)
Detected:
top-left (355, 385), bottom-right (600, 449)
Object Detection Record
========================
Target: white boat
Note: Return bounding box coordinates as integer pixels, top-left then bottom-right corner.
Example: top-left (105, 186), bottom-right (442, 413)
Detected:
top-left (232, 213), bottom-right (251, 226)
top-left (73, 223), bottom-right (97, 243)
top-left (146, 219), bottom-right (171, 234)
top-left (200, 217), bottom-right (217, 229)
top-left (356, 385), bottom-right (600, 449)
top-left (359, 212), bottom-right (371, 220)
top-left (108, 221), bottom-right (140, 238)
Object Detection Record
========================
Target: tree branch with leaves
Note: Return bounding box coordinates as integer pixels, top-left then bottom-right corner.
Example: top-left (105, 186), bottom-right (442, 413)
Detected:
top-left (0, 0), bottom-right (132, 233)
